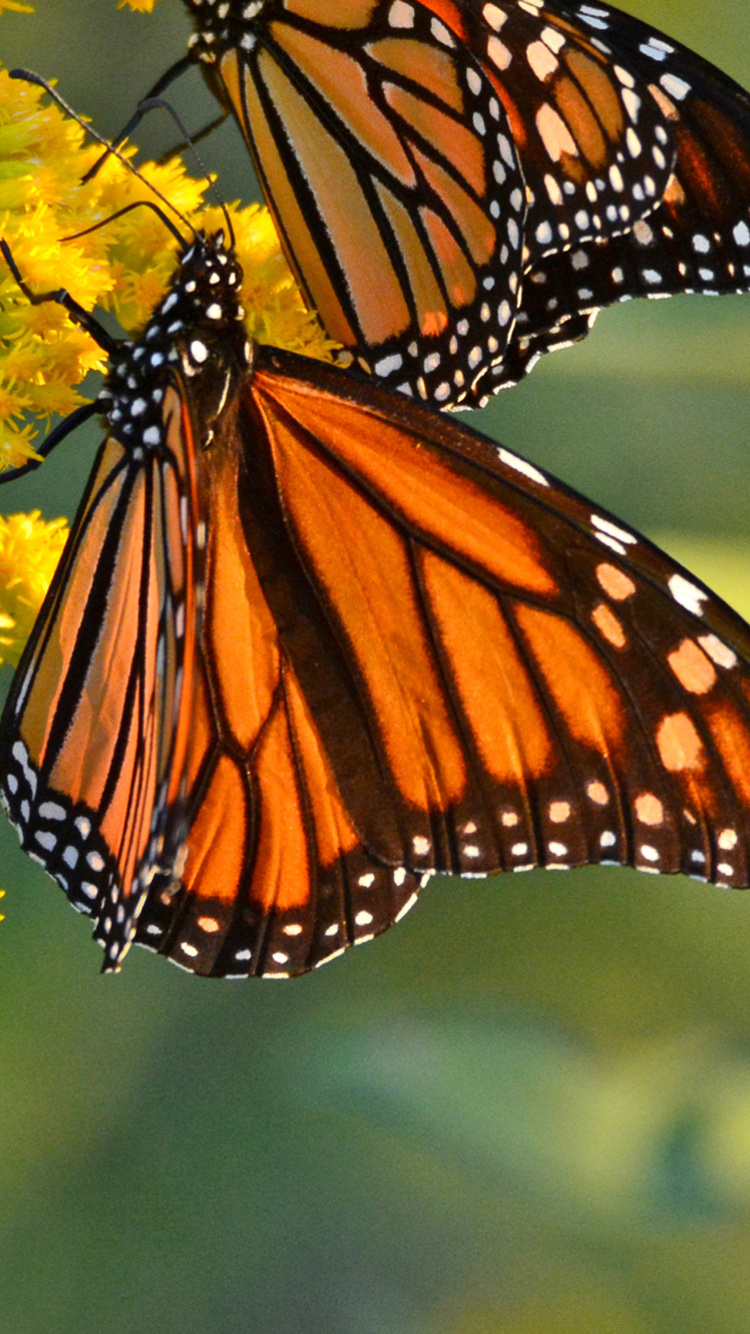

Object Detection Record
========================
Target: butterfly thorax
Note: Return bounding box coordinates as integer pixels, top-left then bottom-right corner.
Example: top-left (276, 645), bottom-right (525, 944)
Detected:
top-left (99, 231), bottom-right (249, 450)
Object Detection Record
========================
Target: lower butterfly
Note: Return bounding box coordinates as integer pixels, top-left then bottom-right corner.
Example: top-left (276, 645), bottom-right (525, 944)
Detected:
top-left (160, 0), bottom-right (750, 406)
top-left (3, 227), bottom-right (750, 977)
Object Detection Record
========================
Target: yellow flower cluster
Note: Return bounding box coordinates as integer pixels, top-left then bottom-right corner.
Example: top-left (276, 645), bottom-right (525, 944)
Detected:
top-left (0, 7), bottom-right (337, 668)
top-left (0, 76), bottom-right (334, 464)
top-left (0, 510), bottom-right (67, 666)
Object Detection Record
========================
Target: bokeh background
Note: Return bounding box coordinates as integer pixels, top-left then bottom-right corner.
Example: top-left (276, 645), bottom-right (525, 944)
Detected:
top-left (2, 2), bottom-right (750, 1331)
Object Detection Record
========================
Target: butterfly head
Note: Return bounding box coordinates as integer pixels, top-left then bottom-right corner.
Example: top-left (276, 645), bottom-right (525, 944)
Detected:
top-left (100, 230), bottom-right (248, 451)
top-left (169, 229), bottom-right (247, 369)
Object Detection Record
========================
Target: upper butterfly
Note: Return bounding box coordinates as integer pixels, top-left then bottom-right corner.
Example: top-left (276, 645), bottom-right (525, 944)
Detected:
top-left (5, 224), bottom-right (750, 977)
top-left (174, 0), bottom-right (750, 406)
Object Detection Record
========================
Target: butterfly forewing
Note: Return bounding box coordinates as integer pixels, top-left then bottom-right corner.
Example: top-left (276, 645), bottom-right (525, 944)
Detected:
top-left (236, 350), bottom-right (750, 896)
top-left (0, 390), bottom-right (200, 966)
top-left (207, 0), bottom-right (524, 406)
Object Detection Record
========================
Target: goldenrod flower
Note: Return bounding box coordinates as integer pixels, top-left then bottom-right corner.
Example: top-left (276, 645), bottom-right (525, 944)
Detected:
top-left (0, 510), bottom-right (68, 666)
top-left (0, 65), bottom-right (332, 470)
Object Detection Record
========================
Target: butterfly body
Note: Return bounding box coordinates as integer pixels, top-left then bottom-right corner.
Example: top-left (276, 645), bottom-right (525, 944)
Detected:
top-left (181, 0), bottom-right (750, 406)
top-left (5, 230), bottom-right (750, 977)
top-left (0, 234), bottom-right (249, 970)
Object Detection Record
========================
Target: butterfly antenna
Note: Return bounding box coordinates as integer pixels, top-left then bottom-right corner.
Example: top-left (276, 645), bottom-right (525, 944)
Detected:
top-left (10, 69), bottom-right (198, 242)
top-left (138, 97), bottom-right (235, 250)
top-left (80, 54), bottom-right (192, 185)
top-left (0, 237), bottom-right (118, 355)
top-left (64, 199), bottom-right (187, 251)
top-left (153, 110), bottom-right (229, 167)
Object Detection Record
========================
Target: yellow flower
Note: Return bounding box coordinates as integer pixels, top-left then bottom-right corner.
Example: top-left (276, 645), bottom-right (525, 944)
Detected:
top-left (0, 71), bottom-right (334, 472)
top-left (118, 0), bottom-right (161, 10)
top-left (0, 510), bottom-right (68, 666)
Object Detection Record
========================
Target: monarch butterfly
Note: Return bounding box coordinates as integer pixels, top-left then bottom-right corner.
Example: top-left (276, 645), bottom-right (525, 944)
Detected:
top-left (153, 0), bottom-right (750, 407)
top-left (4, 225), bottom-right (750, 978)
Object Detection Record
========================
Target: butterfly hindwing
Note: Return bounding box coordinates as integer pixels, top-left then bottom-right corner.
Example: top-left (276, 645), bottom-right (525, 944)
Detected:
top-left (134, 353), bottom-right (426, 977)
top-left (486, 0), bottom-right (750, 387)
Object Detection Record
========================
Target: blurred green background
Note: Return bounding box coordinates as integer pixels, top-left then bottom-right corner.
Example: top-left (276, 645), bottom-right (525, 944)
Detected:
top-left (3, 3), bottom-right (750, 1331)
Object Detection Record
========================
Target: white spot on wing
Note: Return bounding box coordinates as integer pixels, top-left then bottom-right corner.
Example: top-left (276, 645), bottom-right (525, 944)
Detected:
top-left (39, 801), bottom-right (65, 821)
top-left (669, 574), bottom-right (707, 616)
top-left (660, 73), bottom-right (691, 101)
top-left (375, 353), bottom-right (403, 377)
top-left (591, 514), bottom-right (637, 545)
top-left (389, 1), bottom-right (415, 27)
top-left (698, 635), bottom-right (737, 669)
top-left (498, 448), bottom-right (549, 486)
top-left (483, 3), bottom-right (508, 31)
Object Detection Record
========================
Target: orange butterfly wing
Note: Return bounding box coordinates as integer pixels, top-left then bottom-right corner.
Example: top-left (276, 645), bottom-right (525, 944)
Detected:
top-left (476, 1), bottom-right (750, 387)
top-left (7, 232), bottom-right (750, 979)
top-left (183, 0), bottom-right (750, 404)
top-left (0, 384), bottom-right (201, 967)
top-left (198, 0), bottom-right (518, 406)
top-left (139, 345), bottom-right (750, 977)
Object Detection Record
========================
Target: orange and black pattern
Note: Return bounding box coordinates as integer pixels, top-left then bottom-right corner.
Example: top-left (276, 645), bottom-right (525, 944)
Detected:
top-left (181, 0), bottom-right (750, 406)
top-left (5, 231), bottom-right (750, 978)
top-left (191, 0), bottom-right (525, 408)
top-left (0, 235), bottom-right (247, 970)
top-left (475, 0), bottom-right (750, 388)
